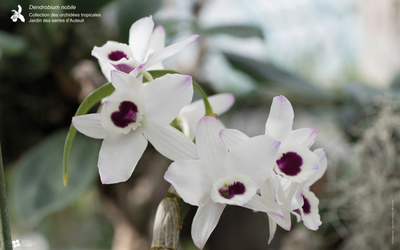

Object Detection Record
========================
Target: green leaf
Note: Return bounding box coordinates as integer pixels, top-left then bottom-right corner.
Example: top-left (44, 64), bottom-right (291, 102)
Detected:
top-left (11, 129), bottom-right (101, 227)
top-left (224, 52), bottom-right (334, 102)
top-left (0, 31), bottom-right (28, 57)
top-left (63, 83), bottom-right (115, 186)
top-left (204, 25), bottom-right (264, 39)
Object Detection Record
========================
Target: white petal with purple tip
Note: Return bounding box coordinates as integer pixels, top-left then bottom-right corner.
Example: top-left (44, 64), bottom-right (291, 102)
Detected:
top-left (306, 148), bottom-right (327, 187)
top-left (164, 160), bottom-right (214, 206)
top-left (265, 95), bottom-right (294, 143)
top-left (196, 117), bottom-right (227, 178)
top-left (219, 128), bottom-right (249, 151)
top-left (142, 74), bottom-right (193, 125)
top-left (98, 131), bottom-right (147, 184)
top-left (141, 122), bottom-right (198, 161)
top-left (129, 16), bottom-right (154, 62)
top-left (192, 201), bottom-right (226, 250)
top-left (224, 135), bottom-right (280, 187)
top-left (143, 34), bottom-right (199, 71)
top-left (72, 113), bottom-right (107, 139)
top-left (287, 128), bottom-right (317, 148)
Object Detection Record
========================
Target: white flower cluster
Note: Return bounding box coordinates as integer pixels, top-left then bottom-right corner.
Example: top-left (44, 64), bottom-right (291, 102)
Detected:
top-left (73, 16), bottom-right (327, 249)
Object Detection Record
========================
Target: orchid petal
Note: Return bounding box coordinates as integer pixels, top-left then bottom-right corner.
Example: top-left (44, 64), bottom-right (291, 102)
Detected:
top-left (110, 71), bottom-right (143, 95)
top-left (306, 148), bottom-right (327, 187)
top-left (178, 93), bottom-right (235, 140)
top-left (265, 95), bottom-right (294, 143)
top-left (98, 130), bottom-right (147, 184)
top-left (143, 34), bottom-right (199, 71)
top-left (98, 60), bottom-right (114, 82)
top-left (143, 74), bottom-right (193, 125)
top-left (72, 113), bottom-right (107, 139)
top-left (300, 190), bottom-right (322, 230)
top-left (149, 25), bottom-right (165, 52)
top-left (219, 128), bottom-right (249, 151)
top-left (288, 128), bottom-right (317, 148)
top-left (243, 194), bottom-right (283, 217)
top-left (129, 16), bottom-right (154, 62)
top-left (196, 116), bottom-right (227, 179)
top-left (192, 201), bottom-right (226, 250)
top-left (164, 160), bottom-right (214, 206)
top-left (224, 135), bottom-right (280, 187)
top-left (268, 217), bottom-right (277, 244)
top-left (141, 122), bottom-right (198, 161)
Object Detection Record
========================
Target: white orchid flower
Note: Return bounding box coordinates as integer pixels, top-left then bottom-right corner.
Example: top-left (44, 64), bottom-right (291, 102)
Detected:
top-left (177, 93), bottom-right (235, 140)
top-left (265, 95), bottom-right (320, 183)
top-left (92, 16), bottom-right (199, 81)
top-left (72, 71), bottom-right (197, 184)
top-left (164, 116), bottom-right (283, 249)
top-left (291, 148), bottom-right (327, 230)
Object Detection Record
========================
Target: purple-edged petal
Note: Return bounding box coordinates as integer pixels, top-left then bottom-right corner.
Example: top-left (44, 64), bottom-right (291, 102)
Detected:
top-left (288, 128), bottom-right (317, 148)
top-left (72, 113), bottom-right (107, 139)
top-left (149, 25), bottom-right (165, 52)
top-left (143, 74), bottom-right (193, 125)
top-left (141, 122), bottom-right (198, 161)
top-left (265, 95), bottom-right (294, 143)
top-left (224, 135), bottom-right (280, 187)
top-left (192, 201), bottom-right (226, 250)
top-left (178, 93), bottom-right (235, 140)
top-left (110, 71), bottom-right (143, 95)
top-left (129, 16), bottom-right (154, 62)
top-left (219, 128), bottom-right (249, 151)
top-left (143, 34), bottom-right (199, 71)
top-left (243, 194), bottom-right (283, 217)
top-left (268, 217), bottom-right (277, 244)
top-left (306, 148), bottom-right (327, 187)
top-left (164, 160), bottom-right (214, 206)
top-left (98, 130), bottom-right (147, 184)
top-left (196, 116), bottom-right (227, 179)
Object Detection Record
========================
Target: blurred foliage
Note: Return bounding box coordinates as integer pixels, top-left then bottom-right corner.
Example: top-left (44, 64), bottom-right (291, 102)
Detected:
top-left (10, 129), bottom-right (100, 227)
top-left (224, 52), bottom-right (334, 103)
top-left (203, 25), bottom-right (264, 39)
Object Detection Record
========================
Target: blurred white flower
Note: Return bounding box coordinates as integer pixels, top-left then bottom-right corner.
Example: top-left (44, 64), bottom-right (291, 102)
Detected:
top-left (92, 16), bottom-right (198, 81)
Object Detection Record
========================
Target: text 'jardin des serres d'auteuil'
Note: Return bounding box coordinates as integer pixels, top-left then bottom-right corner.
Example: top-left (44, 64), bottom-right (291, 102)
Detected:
top-left (28, 5), bottom-right (101, 23)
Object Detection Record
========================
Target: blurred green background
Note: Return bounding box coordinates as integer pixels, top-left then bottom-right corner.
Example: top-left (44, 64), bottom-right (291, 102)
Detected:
top-left (1, 0), bottom-right (400, 249)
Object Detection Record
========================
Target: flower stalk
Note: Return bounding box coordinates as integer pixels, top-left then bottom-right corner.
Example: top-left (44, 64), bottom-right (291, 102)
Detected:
top-left (0, 145), bottom-right (12, 250)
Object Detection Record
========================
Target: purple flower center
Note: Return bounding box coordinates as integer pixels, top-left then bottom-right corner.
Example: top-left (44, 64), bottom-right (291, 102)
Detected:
top-left (219, 182), bottom-right (246, 199)
top-left (276, 151), bottom-right (303, 176)
top-left (108, 50), bottom-right (128, 61)
top-left (111, 101), bottom-right (138, 128)
top-left (302, 195), bottom-right (311, 215)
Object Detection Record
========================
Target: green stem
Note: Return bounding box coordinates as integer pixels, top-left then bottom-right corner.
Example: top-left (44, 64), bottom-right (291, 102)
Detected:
top-left (143, 71), bottom-right (154, 82)
top-left (0, 145), bottom-right (12, 250)
top-left (192, 80), bottom-right (216, 118)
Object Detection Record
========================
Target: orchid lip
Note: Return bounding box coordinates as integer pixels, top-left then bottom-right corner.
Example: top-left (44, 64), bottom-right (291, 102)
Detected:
top-left (276, 151), bottom-right (303, 176)
top-left (108, 50), bottom-right (128, 61)
top-left (218, 182), bottom-right (246, 199)
top-left (302, 195), bottom-right (311, 215)
top-left (111, 101), bottom-right (139, 128)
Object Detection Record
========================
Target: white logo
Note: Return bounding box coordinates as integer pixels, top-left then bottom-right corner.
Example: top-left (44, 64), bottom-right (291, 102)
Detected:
top-left (12, 239), bottom-right (21, 248)
top-left (11, 5), bottom-right (25, 23)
